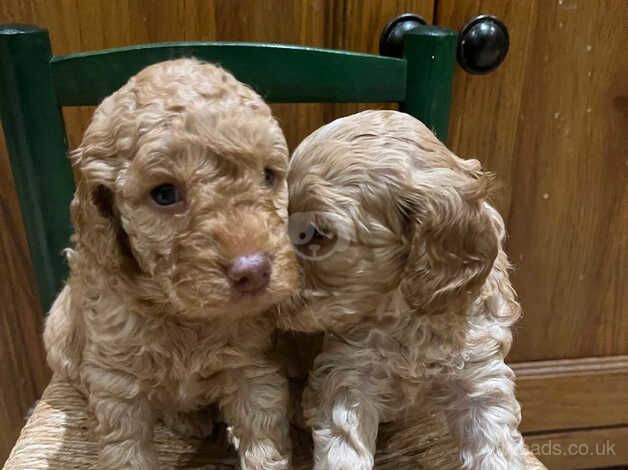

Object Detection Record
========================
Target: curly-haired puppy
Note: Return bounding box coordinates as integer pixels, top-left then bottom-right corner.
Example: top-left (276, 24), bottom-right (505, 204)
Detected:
top-left (44, 58), bottom-right (298, 469)
top-left (282, 110), bottom-right (542, 470)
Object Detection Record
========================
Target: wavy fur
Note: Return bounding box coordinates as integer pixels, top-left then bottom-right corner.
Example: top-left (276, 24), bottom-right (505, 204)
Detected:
top-left (281, 110), bottom-right (543, 470)
top-left (44, 59), bottom-right (297, 470)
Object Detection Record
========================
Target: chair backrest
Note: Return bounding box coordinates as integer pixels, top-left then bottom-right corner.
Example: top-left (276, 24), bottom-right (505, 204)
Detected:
top-left (0, 23), bottom-right (457, 311)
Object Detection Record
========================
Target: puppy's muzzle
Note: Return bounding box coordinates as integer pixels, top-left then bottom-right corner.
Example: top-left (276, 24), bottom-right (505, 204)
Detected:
top-left (226, 252), bottom-right (272, 295)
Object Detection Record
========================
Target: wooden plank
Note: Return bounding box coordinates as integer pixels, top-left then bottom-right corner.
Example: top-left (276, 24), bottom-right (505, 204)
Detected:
top-left (0, 125), bottom-right (50, 464)
top-left (437, 0), bottom-right (627, 363)
top-left (326, 0), bottom-right (435, 124)
top-left (512, 356), bottom-right (628, 433)
top-left (0, 3), bottom-right (58, 464)
top-left (210, 0), bottom-right (331, 151)
top-left (435, 0), bottom-right (538, 219)
top-left (506, 0), bottom-right (627, 362)
top-left (509, 0), bottom-right (628, 362)
top-left (524, 426), bottom-right (628, 470)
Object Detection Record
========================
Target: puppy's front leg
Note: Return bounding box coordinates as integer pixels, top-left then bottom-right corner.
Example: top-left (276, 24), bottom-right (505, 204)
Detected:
top-left (303, 354), bottom-right (380, 470)
top-left (83, 365), bottom-right (157, 469)
top-left (437, 359), bottom-right (529, 470)
top-left (221, 366), bottom-right (291, 470)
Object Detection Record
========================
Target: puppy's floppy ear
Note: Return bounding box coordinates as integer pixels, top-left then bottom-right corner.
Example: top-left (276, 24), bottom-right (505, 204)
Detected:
top-left (398, 160), bottom-right (499, 314)
top-left (69, 92), bottom-right (139, 272)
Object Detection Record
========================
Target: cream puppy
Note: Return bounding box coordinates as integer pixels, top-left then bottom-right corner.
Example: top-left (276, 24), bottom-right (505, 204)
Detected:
top-left (282, 110), bottom-right (541, 470)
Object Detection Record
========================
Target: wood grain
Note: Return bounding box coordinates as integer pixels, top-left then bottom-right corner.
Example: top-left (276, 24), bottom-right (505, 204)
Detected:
top-left (524, 426), bottom-right (628, 470)
top-left (436, 0), bottom-right (538, 218)
top-left (436, 0), bottom-right (627, 362)
top-left (506, 0), bottom-right (627, 361)
top-left (512, 356), bottom-right (628, 433)
top-left (325, 0), bottom-right (435, 122)
top-left (0, 128), bottom-right (50, 463)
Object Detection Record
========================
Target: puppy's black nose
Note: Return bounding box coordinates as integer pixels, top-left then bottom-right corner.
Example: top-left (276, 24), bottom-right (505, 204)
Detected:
top-left (227, 252), bottom-right (271, 294)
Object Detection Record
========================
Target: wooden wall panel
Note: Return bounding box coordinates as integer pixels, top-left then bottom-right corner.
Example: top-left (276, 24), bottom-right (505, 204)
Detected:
top-left (506, 0), bottom-right (627, 361)
top-left (436, 1), bottom-right (537, 219)
top-left (524, 426), bottom-right (628, 470)
top-left (436, 0), bottom-right (627, 362)
top-left (512, 356), bottom-right (628, 433)
top-left (0, 129), bottom-right (50, 470)
top-left (325, 0), bottom-right (434, 120)
top-left (0, 0), bottom-right (434, 462)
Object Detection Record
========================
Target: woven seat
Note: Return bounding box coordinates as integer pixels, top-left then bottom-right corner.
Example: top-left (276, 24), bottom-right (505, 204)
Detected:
top-left (5, 376), bottom-right (461, 469)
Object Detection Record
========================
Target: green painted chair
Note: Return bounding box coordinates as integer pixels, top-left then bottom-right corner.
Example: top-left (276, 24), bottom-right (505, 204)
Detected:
top-left (0, 14), bottom-right (523, 470)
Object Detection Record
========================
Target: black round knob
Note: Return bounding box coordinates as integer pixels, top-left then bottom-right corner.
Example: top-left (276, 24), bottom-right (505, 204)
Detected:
top-left (379, 13), bottom-right (427, 58)
top-left (457, 15), bottom-right (509, 74)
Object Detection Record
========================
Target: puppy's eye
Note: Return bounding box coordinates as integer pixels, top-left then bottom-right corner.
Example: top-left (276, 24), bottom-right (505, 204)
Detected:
top-left (150, 184), bottom-right (182, 206)
top-left (263, 168), bottom-right (275, 187)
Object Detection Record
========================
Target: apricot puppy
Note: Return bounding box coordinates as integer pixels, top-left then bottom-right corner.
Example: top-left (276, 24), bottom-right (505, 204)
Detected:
top-left (44, 59), bottom-right (297, 469)
top-left (284, 110), bottom-right (540, 470)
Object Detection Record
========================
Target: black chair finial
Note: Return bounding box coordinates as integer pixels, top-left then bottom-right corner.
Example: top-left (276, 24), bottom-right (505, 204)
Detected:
top-left (379, 13), bottom-right (427, 58)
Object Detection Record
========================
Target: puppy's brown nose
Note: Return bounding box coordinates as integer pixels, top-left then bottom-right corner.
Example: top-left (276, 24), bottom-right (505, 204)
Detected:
top-left (227, 252), bottom-right (271, 294)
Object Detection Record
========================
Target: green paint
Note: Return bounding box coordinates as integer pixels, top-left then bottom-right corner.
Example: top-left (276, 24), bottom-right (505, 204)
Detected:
top-left (0, 25), bottom-right (73, 311)
top-left (51, 43), bottom-right (407, 106)
top-left (401, 25), bottom-right (458, 143)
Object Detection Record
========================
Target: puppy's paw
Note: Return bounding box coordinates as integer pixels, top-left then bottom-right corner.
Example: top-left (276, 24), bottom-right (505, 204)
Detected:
top-left (162, 409), bottom-right (214, 439)
top-left (314, 440), bottom-right (374, 470)
top-left (226, 425), bottom-right (240, 450)
top-left (312, 424), bottom-right (375, 470)
top-left (239, 440), bottom-right (290, 470)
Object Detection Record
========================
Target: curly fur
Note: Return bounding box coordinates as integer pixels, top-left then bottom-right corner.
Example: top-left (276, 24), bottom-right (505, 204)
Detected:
top-left (44, 59), bottom-right (298, 469)
top-left (281, 110), bottom-right (542, 470)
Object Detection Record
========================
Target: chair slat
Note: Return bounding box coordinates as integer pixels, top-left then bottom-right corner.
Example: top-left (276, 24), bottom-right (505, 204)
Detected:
top-left (51, 42), bottom-right (407, 106)
top-left (0, 25), bottom-right (73, 311)
top-left (401, 26), bottom-right (457, 143)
